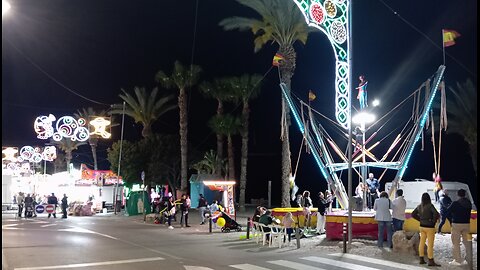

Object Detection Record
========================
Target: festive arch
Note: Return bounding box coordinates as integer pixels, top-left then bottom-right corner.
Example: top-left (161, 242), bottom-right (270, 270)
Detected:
top-left (292, 0), bottom-right (350, 129)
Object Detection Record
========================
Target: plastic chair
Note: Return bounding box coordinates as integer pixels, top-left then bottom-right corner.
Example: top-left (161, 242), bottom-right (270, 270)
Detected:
top-left (269, 224), bottom-right (286, 248)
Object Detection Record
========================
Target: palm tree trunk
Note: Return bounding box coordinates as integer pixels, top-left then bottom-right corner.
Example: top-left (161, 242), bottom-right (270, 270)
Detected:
top-left (90, 138), bottom-right (99, 170)
top-left (66, 150), bottom-right (72, 173)
top-left (227, 135), bottom-right (235, 181)
top-left (279, 46), bottom-right (296, 207)
top-left (239, 101), bottom-right (249, 212)
top-left (216, 99), bottom-right (224, 177)
top-left (470, 143), bottom-right (477, 177)
top-left (179, 87), bottom-right (188, 193)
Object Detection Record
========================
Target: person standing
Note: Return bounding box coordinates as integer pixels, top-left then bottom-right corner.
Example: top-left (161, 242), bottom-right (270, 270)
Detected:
top-left (180, 194), bottom-right (190, 227)
top-left (47, 193), bottom-right (58, 218)
top-left (316, 192), bottom-right (331, 235)
top-left (412, 192), bottom-right (440, 266)
top-left (374, 191), bottom-right (393, 248)
top-left (437, 189), bottom-right (452, 234)
top-left (392, 189), bottom-right (406, 232)
top-left (356, 75), bottom-right (368, 110)
top-left (302, 191), bottom-right (313, 229)
top-left (166, 196), bottom-right (176, 229)
top-left (61, 194), bottom-right (68, 219)
top-left (282, 212), bottom-right (295, 242)
top-left (17, 192), bottom-right (25, 218)
top-left (444, 189), bottom-right (472, 266)
top-left (198, 194), bottom-right (207, 225)
top-left (24, 194), bottom-right (34, 218)
top-left (433, 173), bottom-right (443, 202)
top-left (366, 173), bottom-right (380, 210)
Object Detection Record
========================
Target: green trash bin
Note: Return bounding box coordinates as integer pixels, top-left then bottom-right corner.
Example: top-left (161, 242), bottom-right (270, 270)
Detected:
top-left (126, 191), bottom-right (151, 216)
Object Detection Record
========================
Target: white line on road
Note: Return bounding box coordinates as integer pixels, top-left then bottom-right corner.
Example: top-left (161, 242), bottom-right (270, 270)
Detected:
top-left (40, 224), bottom-right (57, 228)
top-left (302, 256), bottom-right (379, 270)
top-left (13, 257), bottom-right (165, 270)
top-left (184, 266), bottom-right (215, 270)
top-left (229, 264), bottom-right (271, 270)
top-left (328, 253), bottom-right (429, 270)
top-left (268, 260), bottom-right (328, 270)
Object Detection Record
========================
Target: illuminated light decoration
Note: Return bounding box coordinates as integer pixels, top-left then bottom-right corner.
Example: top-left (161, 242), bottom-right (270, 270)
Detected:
top-left (42, 146), bottom-right (57, 162)
top-left (309, 3), bottom-right (325, 24)
top-left (18, 146), bottom-right (57, 163)
top-left (293, 0), bottom-right (350, 129)
top-left (89, 117), bottom-right (112, 139)
top-left (34, 114), bottom-right (56, 140)
top-left (324, 0), bottom-right (337, 17)
top-left (2, 147), bottom-right (18, 162)
top-left (53, 116), bottom-right (89, 142)
top-left (330, 20), bottom-right (346, 44)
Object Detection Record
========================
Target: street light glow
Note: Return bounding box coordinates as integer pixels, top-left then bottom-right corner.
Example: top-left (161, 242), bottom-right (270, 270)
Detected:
top-left (372, 99), bottom-right (380, 107)
top-left (2, 0), bottom-right (10, 16)
top-left (352, 112), bottom-right (376, 125)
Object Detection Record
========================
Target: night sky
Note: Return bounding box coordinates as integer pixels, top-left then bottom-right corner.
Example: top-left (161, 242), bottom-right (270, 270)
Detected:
top-left (2, 0), bottom-right (477, 205)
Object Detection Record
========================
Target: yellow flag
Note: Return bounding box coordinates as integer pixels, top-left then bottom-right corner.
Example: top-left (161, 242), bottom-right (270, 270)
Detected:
top-left (308, 90), bottom-right (316, 101)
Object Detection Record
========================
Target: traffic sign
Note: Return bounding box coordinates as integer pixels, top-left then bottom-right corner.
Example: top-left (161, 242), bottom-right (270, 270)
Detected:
top-left (45, 204), bottom-right (55, 213)
top-left (35, 205), bottom-right (45, 214)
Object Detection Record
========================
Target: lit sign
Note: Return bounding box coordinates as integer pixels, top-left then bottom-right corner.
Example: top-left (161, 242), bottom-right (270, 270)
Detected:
top-left (16, 146), bottom-right (57, 163)
top-left (34, 114), bottom-right (90, 142)
top-left (2, 147), bottom-right (18, 162)
top-left (89, 117), bottom-right (111, 139)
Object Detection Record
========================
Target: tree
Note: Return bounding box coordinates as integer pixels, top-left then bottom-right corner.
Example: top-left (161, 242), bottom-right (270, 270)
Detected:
top-left (110, 87), bottom-right (177, 138)
top-left (49, 138), bottom-right (87, 172)
top-left (220, 0), bottom-right (312, 206)
top-left (199, 79), bottom-right (233, 176)
top-left (191, 149), bottom-right (219, 175)
top-left (445, 79), bottom-right (477, 176)
top-left (209, 114), bottom-right (241, 180)
top-left (226, 74), bottom-right (263, 211)
top-left (74, 107), bottom-right (108, 170)
top-left (155, 61), bottom-right (202, 193)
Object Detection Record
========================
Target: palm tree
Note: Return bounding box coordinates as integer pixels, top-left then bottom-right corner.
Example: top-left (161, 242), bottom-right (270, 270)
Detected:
top-left (199, 79), bottom-right (233, 177)
top-left (74, 107), bottom-right (108, 170)
top-left (209, 114), bottom-right (241, 180)
top-left (49, 138), bottom-right (87, 172)
top-left (226, 74), bottom-right (263, 211)
top-left (155, 61), bottom-right (202, 193)
top-left (220, 0), bottom-right (312, 206)
top-left (445, 79), bottom-right (477, 176)
top-left (110, 87), bottom-right (177, 138)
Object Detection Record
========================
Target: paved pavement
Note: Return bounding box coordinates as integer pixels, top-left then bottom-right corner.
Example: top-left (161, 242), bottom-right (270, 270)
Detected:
top-left (2, 208), bottom-right (435, 270)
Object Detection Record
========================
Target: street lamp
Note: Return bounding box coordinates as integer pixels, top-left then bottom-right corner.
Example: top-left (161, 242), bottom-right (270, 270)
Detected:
top-left (372, 99), bottom-right (380, 107)
top-left (352, 112), bottom-right (375, 211)
top-left (2, 0), bottom-right (10, 16)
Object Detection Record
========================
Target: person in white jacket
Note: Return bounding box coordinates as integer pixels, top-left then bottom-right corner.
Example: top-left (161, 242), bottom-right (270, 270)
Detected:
top-left (391, 189), bottom-right (406, 232)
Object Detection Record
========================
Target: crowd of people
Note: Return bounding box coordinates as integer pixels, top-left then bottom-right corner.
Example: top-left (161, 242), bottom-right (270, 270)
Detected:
top-left (13, 192), bottom-right (69, 219)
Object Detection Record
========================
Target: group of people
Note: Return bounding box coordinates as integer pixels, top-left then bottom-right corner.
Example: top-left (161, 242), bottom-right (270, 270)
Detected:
top-left (373, 186), bottom-right (473, 267)
top-left (355, 173), bottom-right (381, 210)
top-left (15, 192), bottom-right (68, 219)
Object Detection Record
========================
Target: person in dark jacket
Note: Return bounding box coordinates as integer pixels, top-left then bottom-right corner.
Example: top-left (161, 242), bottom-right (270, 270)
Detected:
top-left (316, 192), bottom-right (331, 234)
top-left (412, 192), bottom-right (440, 266)
top-left (437, 189), bottom-right (452, 234)
top-left (61, 194), bottom-right (68, 218)
top-left (198, 194), bottom-right (208, 225)
top-left (180, 194), bottom-right (190, 227)
top-left (166, 196), bottom-right (176, 229)
top-left (47, 193), bottom-right (58, 218)
top-left (444, 189), bottom-right (472, 266)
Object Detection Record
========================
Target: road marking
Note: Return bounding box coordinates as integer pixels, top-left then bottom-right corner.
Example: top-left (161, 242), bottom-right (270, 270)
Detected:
top-left (230, 264), bottom-right (271, 270)
top-left (302, 256), bottom-right (379, 270)
top-left (40, 224), bottom-right (57, 228)
top-left (268, 260), bottom-right (327, 270)
top-left (328, 253), bottom-right (429, 270)
top-left (14, 257), bottom-right (165, 270)
top-left (2, 223), bottom-right (19, 227)
top-left (184, 266), bottom-right (215, 270)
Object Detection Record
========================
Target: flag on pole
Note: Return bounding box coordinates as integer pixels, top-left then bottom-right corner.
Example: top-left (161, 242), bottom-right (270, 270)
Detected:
top-left (442, 29), bottom-right (460, 47)
top-left (272, 53), bottom-right (284, 66)
top-left (308, 90), bottom-right (316, 101)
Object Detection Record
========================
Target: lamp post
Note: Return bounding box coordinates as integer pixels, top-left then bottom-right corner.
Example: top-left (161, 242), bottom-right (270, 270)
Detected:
top-left (352, 112), bottom-right (375, 211)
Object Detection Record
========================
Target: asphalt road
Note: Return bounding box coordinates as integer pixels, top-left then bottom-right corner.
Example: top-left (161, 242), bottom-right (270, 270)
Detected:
top-left (2, 212), bottom-right (432, 270)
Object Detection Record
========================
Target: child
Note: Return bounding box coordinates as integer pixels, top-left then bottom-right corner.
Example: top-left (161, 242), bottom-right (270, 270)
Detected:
top-left (282, 212), bottom-right (295, 242)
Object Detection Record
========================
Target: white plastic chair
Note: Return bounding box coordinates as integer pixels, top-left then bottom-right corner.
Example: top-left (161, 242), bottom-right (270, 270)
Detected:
top-left (258, 223), bottom-right (270, 246)
top-left (269, 224), bottom-right (286, 248)
top-left (252, 221), bottom-right (261, 243)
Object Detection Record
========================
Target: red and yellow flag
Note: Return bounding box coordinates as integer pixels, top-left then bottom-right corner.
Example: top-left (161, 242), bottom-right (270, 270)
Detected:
top-left (272, 53), bottom-right (284, 67)
top-left (443, 29), bottom-right (460, 47)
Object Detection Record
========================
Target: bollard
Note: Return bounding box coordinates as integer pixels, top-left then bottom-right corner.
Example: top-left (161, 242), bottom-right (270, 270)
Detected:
top-left (466, 234), bottom-right (473, 270)
top-left (209, 218), bottom-right (212, 233)
top-left (246, 217), bottom-right (250, 240)
top-left (342, 222), bottom-right (347, 253)
top-left (295, 223), bottom-right (301, 249)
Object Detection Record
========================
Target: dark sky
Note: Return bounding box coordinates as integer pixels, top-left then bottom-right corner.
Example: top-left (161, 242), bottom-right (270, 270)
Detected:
top-left (2, 0), bottom-right (477, 204)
